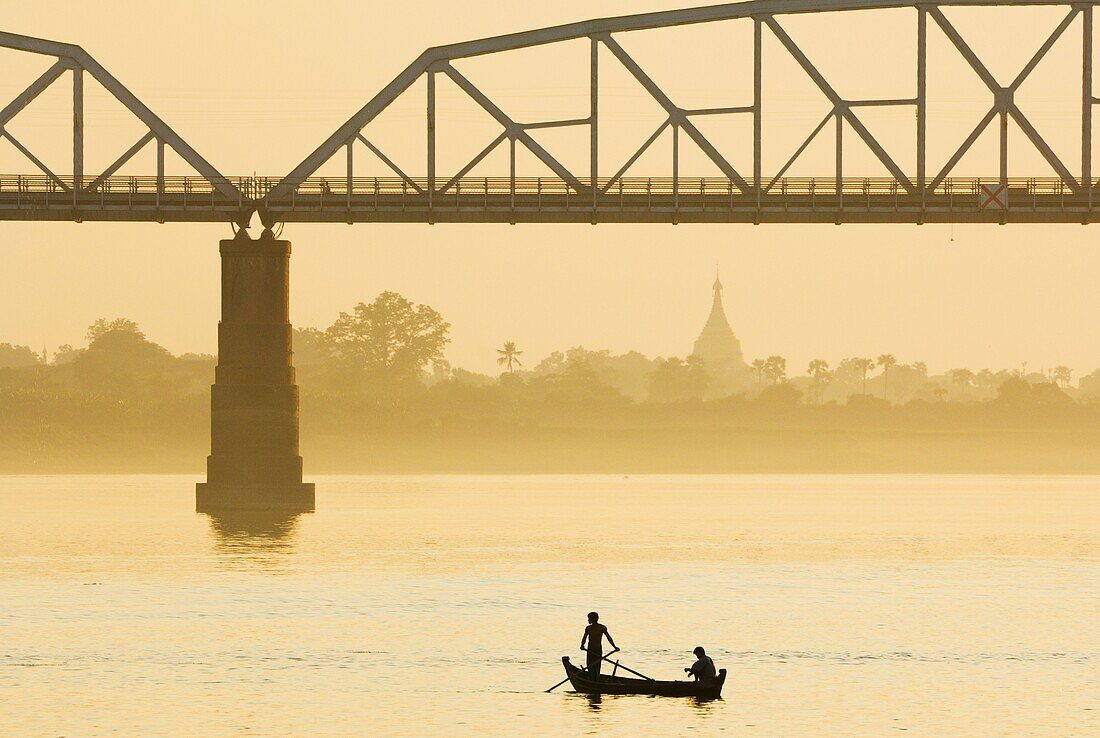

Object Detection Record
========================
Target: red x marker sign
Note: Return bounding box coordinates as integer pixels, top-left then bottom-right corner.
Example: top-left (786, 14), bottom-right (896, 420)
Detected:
top-left (980, 182), bottom-right (1007, 210)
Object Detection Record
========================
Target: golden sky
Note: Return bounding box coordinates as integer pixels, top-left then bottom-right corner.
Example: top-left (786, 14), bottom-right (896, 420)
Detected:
top-left (2, 1), bottom-right (1098, 376)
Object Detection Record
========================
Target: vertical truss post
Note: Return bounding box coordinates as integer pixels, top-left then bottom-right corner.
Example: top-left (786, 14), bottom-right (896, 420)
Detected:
top-left (764, 14), bottom-right (914, 193)
top-left (917, 7), bottom-right (927, 204)
top-left (591, 37), bottom-right (599, 216)
top-left (1000, 109), bottom-right (1008, 189)
top-left (427, 71), bottom-right (436, 211)
top-left (835, 110), bottom-right (843, 209)
top-left (672, 123), bottom-right (680, 212)
top-left (156, 138), bottom-right (165, 208)
top-left (1084, 6), bottom-right (1093, 190)
top-left (510, 136), bottom-right (516, 211)
top-left (754, 17), bottom-right (762, 207)
top-left (72, 66), bottom-right (83, 194)
top-left (346, 140), bottom-right (353, 209)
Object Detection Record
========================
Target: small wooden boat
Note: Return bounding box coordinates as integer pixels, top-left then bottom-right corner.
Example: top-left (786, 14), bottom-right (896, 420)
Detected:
top-left (561, 656), bottom-right (726, 699)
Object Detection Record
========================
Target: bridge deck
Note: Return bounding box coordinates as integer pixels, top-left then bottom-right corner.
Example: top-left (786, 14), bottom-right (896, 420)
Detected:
top-left (1, 175), bottom-right (1097, 224)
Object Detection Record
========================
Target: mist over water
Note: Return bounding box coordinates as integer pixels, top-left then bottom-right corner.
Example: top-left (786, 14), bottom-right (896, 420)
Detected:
top-left (1, 474), bottom-right (1096, 736)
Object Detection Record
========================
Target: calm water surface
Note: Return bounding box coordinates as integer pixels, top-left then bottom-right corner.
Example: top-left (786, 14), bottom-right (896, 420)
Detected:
top-left (1, 475), bottom-right (1097, 736)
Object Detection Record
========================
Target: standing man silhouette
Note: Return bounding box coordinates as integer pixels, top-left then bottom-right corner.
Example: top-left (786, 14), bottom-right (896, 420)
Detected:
top-left (580, 611), bottom-right (617, 678)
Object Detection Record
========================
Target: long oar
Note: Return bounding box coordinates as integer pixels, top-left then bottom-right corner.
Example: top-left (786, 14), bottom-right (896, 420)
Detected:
top-left (603, 654), bottom-right (654, 681)
top-left (545, 648), bottom-right (620, 693)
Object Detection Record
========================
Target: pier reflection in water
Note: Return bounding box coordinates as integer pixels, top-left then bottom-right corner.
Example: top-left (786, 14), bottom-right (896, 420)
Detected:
top-left (201, 507), bottom-right (309, 554)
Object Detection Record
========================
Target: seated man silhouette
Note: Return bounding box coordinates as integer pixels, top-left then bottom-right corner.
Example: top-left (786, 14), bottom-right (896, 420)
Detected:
top-left (685, 646), bottom-right (717, 681)
top-left (579, 611), bottom-right (616, 678)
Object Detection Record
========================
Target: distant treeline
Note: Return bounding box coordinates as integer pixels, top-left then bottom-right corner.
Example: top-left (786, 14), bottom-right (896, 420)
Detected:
top-left (2, 295), bottom-right (1099, 473)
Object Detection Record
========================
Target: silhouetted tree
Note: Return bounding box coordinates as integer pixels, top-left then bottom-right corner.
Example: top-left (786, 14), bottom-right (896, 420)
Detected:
top-left (87, 318), bottom-right (143, 343)
top-left (532, 347), bottom-right (655, 401)
top-left (528, 356), bottom-right (625, 406)
top-left (325, 291), bottom-right (450, 391)
top-left (0, 343), bottom-right (41, 368)
top-left (755, 382), bottom-right (803, 408)
top-left (911, 361), bottom-right (928, 377)
top-left (751, 358), bottom-right (766, 385)
top-left (1079, 368), bottom-right (1100, 400)
top-left (763, 355), bottom-right (786, 384)
top-left (496, 341), bottom-right (524, 373)
top-left (646, 356), bottom-right (710, 402)
top-left (949, 368), bottom-right (975, 389)
top-left (71, 319), bottom-right (176, 399)
top-left (292, 328), bottom-right (332, 368)
top-left (1052, 365), bottom-right (1072, 389)
top-left (52, 344), bottom-right (83, 365)
top-left (848, 357), bottom-right (875, 394)
top-left (807, 359), bottom-right (831, 403)
top-left (995, 375), bottom-right (1073, 407)
top-left (877, 354), bottom-right (897, 399)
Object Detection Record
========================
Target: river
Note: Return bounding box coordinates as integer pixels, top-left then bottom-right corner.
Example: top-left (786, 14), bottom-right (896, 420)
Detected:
top-left (1, 475), bottom-right (1097, 736)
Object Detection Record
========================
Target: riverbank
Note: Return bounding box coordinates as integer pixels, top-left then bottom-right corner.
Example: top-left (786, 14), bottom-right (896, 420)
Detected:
top-left (3, 427), bottom-right (1098, 474)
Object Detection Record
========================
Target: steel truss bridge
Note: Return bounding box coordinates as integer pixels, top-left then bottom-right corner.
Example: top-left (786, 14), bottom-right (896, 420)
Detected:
top-left (6, 1), bottom-right (1099, 510)
top-left (3, 0), bottom-right (1100, 225)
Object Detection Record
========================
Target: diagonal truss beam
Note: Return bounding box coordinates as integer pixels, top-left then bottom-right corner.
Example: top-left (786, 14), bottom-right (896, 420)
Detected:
top-left (928, 107), bottom-right (998, 190)
top-left (763, 16), bottom-right (915, 193)
top-left (1008, 104), bottom-right (1077, 184)
top-left (687, 105), bottom-right (756, 116)
top-left (439, 131), bottom-right (508, 193)
top-left (928, 7), bottom-right (1080, 191)
top-left (356, 134), bottom-right (424, 194)
top-left (1010, 6), bottom-right (1077, 90)
top-left (0, 31), bottom-right (241, 201)
top-left (602, 119), bottom-right (672, 193)
top-left (927, 8), bottom-right (1001, 90)
top-left (0, 128), bottom-right (68, 190)
top-left (6, 2), bottom-right (1100, 216)
top-left (74, 54), bottom-right (240, 200)
top-left (601, 34), bottom-right (751, 193)
top-left (0, 59), bottom-right (67, 129)
top-left (524, 118), bottom-right (591, 130)
top-left (441, 63), bottom-right (587, 193)
top-left (765, 110), bottom-right (835, 193)
top-left (86, 130), bottom-right (156, 191)
top-left (275, 0), bottom-right (1100, 201)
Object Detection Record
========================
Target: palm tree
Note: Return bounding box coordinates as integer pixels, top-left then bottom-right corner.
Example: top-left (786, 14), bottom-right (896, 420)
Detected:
top-left (1052, 365), bottom-right (1072, 389)
top-left (751, 358), bottom-right (766, 385)
top-left (949, 368), bottom-right (975, 390)
top-left (912, 361), bottom-right (928, 377)
top-left (808, 359), bottom-right (831, 403)
top-left (876, 354), bottom-right (897, 399)
top-left (851, 357), bottom-right (875, 394)
top-left (763, 355), bottom-right (787, 384)
top-left (496, 341), bottom-right (523, 373)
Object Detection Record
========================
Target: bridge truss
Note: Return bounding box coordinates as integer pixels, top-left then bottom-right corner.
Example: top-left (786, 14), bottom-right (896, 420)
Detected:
top-left (4, 1), bottom-right (1100, 224)
top-left (0, 31), bottom-right (247, 223)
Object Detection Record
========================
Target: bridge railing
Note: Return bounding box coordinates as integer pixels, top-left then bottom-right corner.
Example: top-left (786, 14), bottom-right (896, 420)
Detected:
top-left (0, 174), bottom-right (1088, 204)
top-left (0, 175), bottom-right (253, 199)
top-left (251, 176), bottom-right (1084, 200)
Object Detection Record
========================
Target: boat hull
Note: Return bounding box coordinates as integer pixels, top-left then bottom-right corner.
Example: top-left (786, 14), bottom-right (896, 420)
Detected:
top-left (561, 656), bottom-right (725, 699)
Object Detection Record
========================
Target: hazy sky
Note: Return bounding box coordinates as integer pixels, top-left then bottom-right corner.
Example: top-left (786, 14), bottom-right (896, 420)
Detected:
top-left (2, 1), bottom-right (1099, 376)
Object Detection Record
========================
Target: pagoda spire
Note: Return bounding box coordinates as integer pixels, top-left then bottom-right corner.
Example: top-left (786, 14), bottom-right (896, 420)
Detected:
top-left (692, 266), bottom-right (750, 395)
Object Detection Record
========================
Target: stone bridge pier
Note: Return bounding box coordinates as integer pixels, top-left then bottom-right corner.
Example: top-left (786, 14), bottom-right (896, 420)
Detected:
top-left (196, 228), bottom-right (314, 512)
